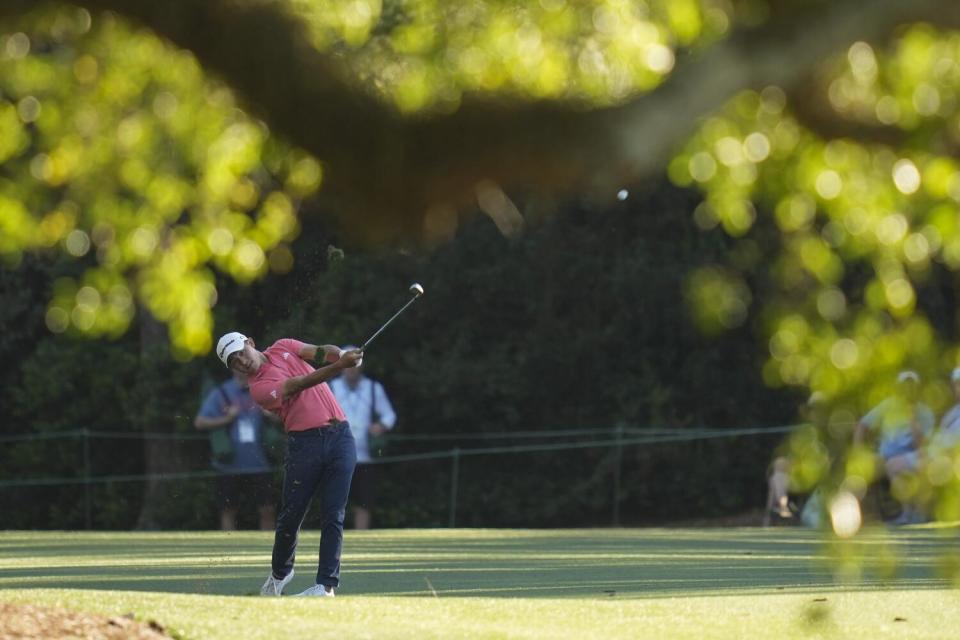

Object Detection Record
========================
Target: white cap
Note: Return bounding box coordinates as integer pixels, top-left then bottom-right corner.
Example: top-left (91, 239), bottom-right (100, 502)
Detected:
top-left (951, 367), bottom-right (960, 382)
top-left (897, 370), bottom-right (920, 384)
top-left (216, 332), bottom-right (247, 367)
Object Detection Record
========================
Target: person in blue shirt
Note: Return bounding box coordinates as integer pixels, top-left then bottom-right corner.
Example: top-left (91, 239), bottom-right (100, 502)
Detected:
top-left (928, 367), bottom-right (960, 455)
top-left (195, 371), bottom-right (277, 531)
top-left (328, 348), bottom-right (396, 530)
top-left (855, 370), bottom-right (934, 525)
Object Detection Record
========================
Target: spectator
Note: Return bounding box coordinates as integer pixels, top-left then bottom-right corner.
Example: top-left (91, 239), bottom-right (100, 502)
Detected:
top-left (763, 391), bottom-right (827, 526)
top-left (927, 367), bottom-right (960, 455)
top-left (854, 370), bottom-right (934, 525)
top-left (329, 347), bottom-right (397, 530)
top-left (764, 455), bottom-right (793, 526)
top-left (194, 370), bottom-right (277, 531)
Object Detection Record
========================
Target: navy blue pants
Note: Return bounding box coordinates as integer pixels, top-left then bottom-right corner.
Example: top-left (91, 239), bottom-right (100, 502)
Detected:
top-left (272, 421), bottom-right (357, 588)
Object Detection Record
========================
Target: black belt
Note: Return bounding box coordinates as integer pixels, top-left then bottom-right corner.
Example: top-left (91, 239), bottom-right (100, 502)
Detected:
top-left (288, 419), bottom-right (348, 436)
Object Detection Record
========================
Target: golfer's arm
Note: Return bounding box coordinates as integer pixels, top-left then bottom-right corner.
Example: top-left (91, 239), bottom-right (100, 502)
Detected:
top-left (282, 361), bottom-right (345, 399)
top-left (297, 343), bottom-right (343, 364)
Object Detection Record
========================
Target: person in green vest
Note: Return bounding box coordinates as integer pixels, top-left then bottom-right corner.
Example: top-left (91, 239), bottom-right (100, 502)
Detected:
top-left (194, 370), bottom-right (277, 531)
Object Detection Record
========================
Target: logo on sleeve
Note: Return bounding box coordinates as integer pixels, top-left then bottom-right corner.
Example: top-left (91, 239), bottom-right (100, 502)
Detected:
top-left (283, 352), bottom-right (290, 360)
top-left (270, 389), bottom-right (278, 399)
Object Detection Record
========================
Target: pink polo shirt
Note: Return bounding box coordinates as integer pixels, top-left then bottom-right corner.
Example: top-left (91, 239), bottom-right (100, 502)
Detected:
top-left (248, 338), bottom-right (346, 432)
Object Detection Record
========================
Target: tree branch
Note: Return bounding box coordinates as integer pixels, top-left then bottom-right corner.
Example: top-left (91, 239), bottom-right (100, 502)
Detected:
top-left (4, 0), bottom-right (959, 242)
top-left (786, 80), bottom-right (908, 148)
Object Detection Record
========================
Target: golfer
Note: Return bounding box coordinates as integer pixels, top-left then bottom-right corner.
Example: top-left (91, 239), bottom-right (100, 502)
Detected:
top-left (216, 331), bottom-right (363, 597)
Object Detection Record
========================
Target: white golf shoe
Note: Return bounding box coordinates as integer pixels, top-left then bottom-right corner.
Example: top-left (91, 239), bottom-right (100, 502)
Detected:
top-left (260, 569), bottom-right (294, 596)
top-left (295, 584), bottom-right (335, 597)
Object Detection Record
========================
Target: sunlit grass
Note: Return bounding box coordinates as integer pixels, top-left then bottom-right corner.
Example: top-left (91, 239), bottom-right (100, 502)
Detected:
top-left (1, 528), bottom-right (960, 638)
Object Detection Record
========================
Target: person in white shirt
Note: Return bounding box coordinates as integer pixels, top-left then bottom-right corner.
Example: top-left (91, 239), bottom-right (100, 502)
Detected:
top-left (328, 347), bottom-right (397, 529)
top-left (855, 370), bottom-right (935, 525)
top-left (929, 367), bottom-right (960, 455)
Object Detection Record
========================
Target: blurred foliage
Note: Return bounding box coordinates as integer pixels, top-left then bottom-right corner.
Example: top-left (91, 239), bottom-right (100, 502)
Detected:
top-left (0, 0), bottom-right (751, 357)
top-left (672, 29), bottom-right (960, 403)
top-left (670, 24), bottom-right (960, 558)
top-left (0, 8), bottom-right (320, 358)
top-left (291, 0), bottom-right (733, 113)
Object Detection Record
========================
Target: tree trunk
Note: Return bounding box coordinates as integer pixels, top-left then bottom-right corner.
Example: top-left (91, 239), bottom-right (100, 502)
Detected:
top-left (133, 311), bottom-right (191, 530)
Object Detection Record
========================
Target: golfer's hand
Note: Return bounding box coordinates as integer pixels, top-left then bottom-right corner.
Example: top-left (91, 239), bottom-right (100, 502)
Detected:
top-left (223, 404), bottom-right (240, 420)
top-left (369, 422), bottom-right (386, 437)
top-left (339, 349), bottom-right (363, 368)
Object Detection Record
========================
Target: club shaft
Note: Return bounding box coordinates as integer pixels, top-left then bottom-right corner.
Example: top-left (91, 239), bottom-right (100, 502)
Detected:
top-left (361, 294), bottom-right (420, 350)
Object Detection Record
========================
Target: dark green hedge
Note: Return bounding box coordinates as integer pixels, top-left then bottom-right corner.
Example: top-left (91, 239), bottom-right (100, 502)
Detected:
top-left (0, 182), bottom-right (800, 529)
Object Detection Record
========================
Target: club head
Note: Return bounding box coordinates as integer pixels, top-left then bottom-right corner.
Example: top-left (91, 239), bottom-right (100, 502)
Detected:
top-left (409, 283), bottom-right (424, 297)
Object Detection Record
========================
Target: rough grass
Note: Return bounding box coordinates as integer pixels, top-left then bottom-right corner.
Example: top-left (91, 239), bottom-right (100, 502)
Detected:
top-left (2, 527), bottom-right (959, 639)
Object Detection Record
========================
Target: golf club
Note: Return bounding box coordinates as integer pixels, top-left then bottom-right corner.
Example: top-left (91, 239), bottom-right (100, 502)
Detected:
top-left (359, 283), bottom-right (424, 351)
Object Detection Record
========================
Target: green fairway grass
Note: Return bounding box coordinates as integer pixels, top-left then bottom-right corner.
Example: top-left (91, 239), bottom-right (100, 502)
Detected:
top-left (1, 528), bottom-right (959, 638)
